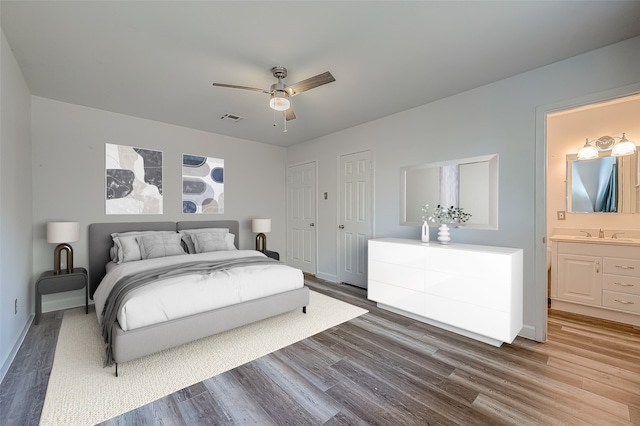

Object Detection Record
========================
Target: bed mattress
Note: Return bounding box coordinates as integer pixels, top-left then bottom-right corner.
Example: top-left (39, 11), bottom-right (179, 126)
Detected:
top-left (94, 250), bottom-right (304, 331)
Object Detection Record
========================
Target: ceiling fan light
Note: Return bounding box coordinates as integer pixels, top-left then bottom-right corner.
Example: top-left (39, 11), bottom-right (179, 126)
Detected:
top-left (269, 91), bottom-right (290, 111)
top-left (611, 133), bottom-right (637, 157)
top-left (577, 138), bottom-right (598, 160)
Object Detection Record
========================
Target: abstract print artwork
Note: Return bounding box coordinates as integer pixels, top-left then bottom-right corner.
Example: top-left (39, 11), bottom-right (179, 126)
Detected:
top-left (182, 154), bottom-right (224, 214)
top-left (105, 143), bottom-right (163, 214)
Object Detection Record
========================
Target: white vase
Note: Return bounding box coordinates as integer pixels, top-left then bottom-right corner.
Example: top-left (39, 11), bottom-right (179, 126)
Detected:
top-left (421, 221), bottom-right (429, 243)
top-left (437, 224), bottom-right (451, 244)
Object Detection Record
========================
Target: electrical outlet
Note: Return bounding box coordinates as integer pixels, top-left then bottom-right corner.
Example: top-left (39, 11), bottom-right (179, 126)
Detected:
top-left (557, 211), bottom-right (566, 220)
top-left (14, 299), bottom-right (18, 315)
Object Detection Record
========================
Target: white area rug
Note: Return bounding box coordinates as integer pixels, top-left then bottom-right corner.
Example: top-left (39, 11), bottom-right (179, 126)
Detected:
top-left (40, 290), bottom-right (367, 426)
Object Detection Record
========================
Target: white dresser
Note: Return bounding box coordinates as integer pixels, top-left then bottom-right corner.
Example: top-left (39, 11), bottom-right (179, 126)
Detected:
top-left (368, 238), bottom-right (523, 346)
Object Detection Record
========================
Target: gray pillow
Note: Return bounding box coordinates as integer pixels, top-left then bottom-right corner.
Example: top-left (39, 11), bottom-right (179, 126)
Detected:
top-left (136, 233), bottom-right (185, 260)
top-left (179, 228), bottom-right (228, 254)
top-left (111, 230), bottom-right (176, 263)
top-left (192, 232), bottom-right (229, 253)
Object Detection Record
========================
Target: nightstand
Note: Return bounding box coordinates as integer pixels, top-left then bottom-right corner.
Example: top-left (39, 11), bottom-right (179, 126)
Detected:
top-left (264, 250), bottom-right (280, 261)
top-left (35, 267), bottom-right (88, 325)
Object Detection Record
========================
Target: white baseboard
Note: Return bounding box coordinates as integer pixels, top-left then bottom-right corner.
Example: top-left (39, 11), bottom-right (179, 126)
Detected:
top-left (518, 324), bottom-right (537, 341)
top-left (315, 272), bottom-right (337, 282)
top-left (0, 314), bottom-right (33, 384)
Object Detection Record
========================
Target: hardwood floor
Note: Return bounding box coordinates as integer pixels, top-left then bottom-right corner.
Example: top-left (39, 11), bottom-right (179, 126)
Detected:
top-left (2, 276), bottom-right (639, 425)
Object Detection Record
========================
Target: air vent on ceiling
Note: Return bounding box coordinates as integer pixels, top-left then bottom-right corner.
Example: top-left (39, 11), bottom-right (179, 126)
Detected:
top-left (219, 113), bottom-right (245, 123)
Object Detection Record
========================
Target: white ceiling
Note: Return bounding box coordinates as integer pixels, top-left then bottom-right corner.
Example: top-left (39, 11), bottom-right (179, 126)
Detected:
top-left (2, 1), bottom-right (640, 147)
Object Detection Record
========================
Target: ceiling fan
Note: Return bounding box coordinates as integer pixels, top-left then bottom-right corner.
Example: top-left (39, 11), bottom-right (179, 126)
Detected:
top-left (212, 66), bottom-right (335, 122)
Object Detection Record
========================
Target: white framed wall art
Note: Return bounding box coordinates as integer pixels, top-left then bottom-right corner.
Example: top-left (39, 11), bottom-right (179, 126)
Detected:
top-left (182, 153), bottom-right (224, 214)
top-left (105, 143), bottom-right (163, 214)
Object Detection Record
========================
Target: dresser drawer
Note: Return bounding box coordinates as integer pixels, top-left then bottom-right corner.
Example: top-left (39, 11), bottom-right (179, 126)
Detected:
top-left (425, 248), bottom-right (514, 283)
top-left (424, 295), bottom-right (518, 343)
top-left (368, 280), bottom-right (425, 316)
top-left (425, 271), bottom-right (511, 311)
top-left (603, 257), bottom-right (640, 278)
top-left (602, 274), bottom-right (640, 296)
top-left (602, 290), bottom-right (640, 314)
top-left (369, 261), bottom-right (424, 292)
top-left (368, 240), bottom-right (423, 268)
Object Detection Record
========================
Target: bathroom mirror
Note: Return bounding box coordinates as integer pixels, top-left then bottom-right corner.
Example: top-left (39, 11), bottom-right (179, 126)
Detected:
top-left (400, 154), bottom-right (499, 229)
top-left (566, 149), bottom-right (639, 213)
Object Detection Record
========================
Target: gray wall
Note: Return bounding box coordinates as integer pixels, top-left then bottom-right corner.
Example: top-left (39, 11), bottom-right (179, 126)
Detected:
top-left (1, 28), bottom-right (33, 379)
top-left (31, 97), bottom-right (288, 313)
top-left (286, 35), bottom-right (640, 340)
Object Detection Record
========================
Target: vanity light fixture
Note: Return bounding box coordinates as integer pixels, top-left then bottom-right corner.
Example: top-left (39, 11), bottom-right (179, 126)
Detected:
top-left (577, 133), bottom-right (636, 160)
top-left (577, 138), bottom-right (599, 160)
top-left (611, 132), bottom-right (637, 157)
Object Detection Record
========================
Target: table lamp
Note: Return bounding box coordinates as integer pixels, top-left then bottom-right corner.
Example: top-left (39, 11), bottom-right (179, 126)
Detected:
top-left (251, 218), bottom-right (271, 252)
top-left (47, 221), bottom-right (80, 274)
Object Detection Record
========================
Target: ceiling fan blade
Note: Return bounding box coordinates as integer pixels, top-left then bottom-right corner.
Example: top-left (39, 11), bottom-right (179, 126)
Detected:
top-left (285, 108), bottom-right (296, 121)
top-left (287, 71), bottom-right (335, 96)
top-left (212, 83), bottom-right (268, 93)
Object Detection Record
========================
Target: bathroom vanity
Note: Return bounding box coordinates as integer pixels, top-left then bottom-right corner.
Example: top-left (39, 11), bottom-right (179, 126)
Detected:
top-left (550, 234), bottom-right (640, 326)
top-left (368, 238), bottom-right (523, 346)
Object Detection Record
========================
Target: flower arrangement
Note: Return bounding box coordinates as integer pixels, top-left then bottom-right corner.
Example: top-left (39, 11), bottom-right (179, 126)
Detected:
top-left (421, 204), bottom-right (472, 224)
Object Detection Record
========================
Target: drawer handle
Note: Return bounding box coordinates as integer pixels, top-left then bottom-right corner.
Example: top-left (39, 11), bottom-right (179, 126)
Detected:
top-left (615, 265), bottom-right (635, 270)
top-left (614, 299), bottom-right (635, 305)
top-left (614, 282), bottom-right (634, 287)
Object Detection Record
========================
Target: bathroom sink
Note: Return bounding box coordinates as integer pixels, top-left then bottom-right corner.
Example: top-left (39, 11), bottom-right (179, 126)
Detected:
top-left (551, 235), bottom-right (640, 245)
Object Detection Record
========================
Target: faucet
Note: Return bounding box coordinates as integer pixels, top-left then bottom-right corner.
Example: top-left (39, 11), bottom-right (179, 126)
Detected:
top-left (579, 230), bottom-right (592, 238)
top-left (611, 232), bottom-right (625, 239)
top-left (599, 228), bottom-right (605, 238)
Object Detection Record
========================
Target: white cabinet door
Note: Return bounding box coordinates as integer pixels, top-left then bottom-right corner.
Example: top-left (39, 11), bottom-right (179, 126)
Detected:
top-left (557, 253), bottom-right (602, 305)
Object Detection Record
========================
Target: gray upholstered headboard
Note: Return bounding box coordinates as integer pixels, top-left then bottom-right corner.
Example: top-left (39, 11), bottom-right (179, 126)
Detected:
top-left (88, 220), bottom-right (240, 299)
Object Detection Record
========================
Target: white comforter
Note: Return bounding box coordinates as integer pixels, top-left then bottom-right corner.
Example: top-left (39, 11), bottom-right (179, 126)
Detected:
top-left (94, 250), bottom-right (303, 331)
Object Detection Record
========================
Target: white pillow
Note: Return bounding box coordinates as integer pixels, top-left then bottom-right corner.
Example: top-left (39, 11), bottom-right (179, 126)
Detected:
top-left (111, 230), bottom-right (176, 263)
top-left (192, 232), bottom-right (230, 253)
top-left (136, 234), bottom-right (185, 260)
top-left (225, 233), bottom-right (237, 251)
top-left (179, 228), bottom-right (228, 254)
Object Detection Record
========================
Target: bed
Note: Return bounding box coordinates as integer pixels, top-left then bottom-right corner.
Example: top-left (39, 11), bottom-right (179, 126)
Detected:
top-left (88, 220), bottom-right (309, 375)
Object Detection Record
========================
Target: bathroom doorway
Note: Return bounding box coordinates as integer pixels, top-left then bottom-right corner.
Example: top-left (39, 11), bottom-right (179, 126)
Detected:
top-left (536, 87), bottom-right (640, 341)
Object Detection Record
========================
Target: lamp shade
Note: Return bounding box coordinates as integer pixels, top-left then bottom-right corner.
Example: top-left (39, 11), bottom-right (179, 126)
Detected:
top-left (577, 139), bottom-right (599, 160)
top-left (251, 219), bottom-right (271, 233)
top-left (269, 91), bottom-right (290, 111)
top-left (47, 222), bottom-right (80, 244)
top-left (611, 133), bottom-right (637, 157)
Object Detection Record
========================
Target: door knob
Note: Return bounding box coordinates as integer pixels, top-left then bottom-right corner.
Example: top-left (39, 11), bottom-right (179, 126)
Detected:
top-left (310, 223), bottom-right (315, 227)
top-left (339, 225), bottom-right (345, 229)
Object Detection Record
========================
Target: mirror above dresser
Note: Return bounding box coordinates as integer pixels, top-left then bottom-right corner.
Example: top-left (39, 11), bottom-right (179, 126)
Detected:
top-left (400, 154), bottom-right (498, 229)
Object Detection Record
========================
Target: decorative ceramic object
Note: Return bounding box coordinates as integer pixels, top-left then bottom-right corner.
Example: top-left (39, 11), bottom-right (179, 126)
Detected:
top-left (421, 221), bottom-right (429, 243)
top-left (437, 224), bottom-right (451, 244)
top-left (422, 204), bottom-right (471, 245)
